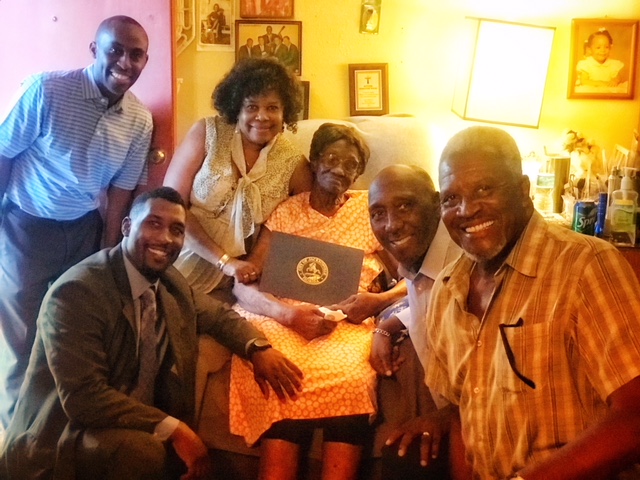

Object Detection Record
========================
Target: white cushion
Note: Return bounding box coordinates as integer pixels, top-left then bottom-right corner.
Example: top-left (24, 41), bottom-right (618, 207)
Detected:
top-left (284, 115), bottom-right (433, 189)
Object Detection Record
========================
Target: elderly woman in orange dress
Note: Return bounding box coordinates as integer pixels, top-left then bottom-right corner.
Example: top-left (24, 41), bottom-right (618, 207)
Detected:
top-left (228, 123), bottom-right (402, 480)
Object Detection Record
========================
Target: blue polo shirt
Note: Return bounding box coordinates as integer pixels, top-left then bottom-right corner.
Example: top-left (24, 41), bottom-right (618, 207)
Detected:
top-left (0, 65), bottom-right (153, 220)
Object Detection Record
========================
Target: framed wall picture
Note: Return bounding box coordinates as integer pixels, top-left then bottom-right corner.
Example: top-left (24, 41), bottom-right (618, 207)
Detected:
top-left (197, 0), bottom-right (235, 51)
top-left (568, 18), bottom-right (638, 99)
top-left (239, 0), bottom-right (293, 19)
top-left (359, 0), bottom-right (381, 34)
top-left (348, 63), bottom-right (389, 116)
top-left (235, 20), bottom-right (302, 75)
top-left (297, 80), bottom-right (310, 120)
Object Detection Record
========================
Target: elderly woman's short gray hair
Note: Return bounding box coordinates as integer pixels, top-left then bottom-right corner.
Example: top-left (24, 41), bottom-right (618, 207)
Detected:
top-left (309, 123), bottom-right (371, 176)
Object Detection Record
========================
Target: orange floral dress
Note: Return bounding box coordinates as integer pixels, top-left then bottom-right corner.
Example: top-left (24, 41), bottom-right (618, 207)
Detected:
top-left (229, 191), bottom-right (383, 445)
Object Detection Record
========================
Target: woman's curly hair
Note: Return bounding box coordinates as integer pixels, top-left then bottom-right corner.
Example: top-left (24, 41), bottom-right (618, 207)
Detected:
top-left (212, 58), bottom-right (302, 133)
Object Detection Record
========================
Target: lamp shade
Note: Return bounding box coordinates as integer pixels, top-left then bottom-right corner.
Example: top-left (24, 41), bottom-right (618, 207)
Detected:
top-left (452, 18), bottom-right (555, 128)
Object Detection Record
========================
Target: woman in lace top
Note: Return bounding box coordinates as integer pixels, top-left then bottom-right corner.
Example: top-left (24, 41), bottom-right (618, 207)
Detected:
top-left (164, 58), bottom-right (312, 300)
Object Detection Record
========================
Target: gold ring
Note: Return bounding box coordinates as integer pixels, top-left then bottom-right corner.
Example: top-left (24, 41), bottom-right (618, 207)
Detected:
top-left (422, 431), bottom-right (430, 437)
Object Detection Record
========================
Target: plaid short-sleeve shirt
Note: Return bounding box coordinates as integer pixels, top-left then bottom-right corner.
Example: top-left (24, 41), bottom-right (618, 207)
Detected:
top-left (426, 212), bottom-right (640, 479)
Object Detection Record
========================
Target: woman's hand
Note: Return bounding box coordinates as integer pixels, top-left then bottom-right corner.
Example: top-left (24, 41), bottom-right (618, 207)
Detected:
top-left (283, 304), bottom-right (336, 341)
top-left (223, 258), bottom-right (261, 284)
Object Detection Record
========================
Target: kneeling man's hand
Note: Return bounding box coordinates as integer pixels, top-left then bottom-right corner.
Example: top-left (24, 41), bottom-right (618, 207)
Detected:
top-left (251, 348), bottom-right (304, 402)
top-left (170, 421), bottom-right (212, 479)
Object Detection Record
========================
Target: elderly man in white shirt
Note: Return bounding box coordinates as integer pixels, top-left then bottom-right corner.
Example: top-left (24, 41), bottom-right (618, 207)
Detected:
top-left (367, 165), bottom-right (460, 479)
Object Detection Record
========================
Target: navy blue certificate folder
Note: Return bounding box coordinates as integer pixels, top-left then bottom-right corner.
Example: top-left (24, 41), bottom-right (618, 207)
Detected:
top-left (259, 232), bottom-right (364, 305)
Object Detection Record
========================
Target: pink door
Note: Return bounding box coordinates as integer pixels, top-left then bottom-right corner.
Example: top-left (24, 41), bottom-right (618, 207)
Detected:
top-left (0, 0), bottom-right (174, 188)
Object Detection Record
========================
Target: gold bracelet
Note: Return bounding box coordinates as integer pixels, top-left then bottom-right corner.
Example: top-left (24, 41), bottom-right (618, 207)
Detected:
top-left (216, 253), bottom-right (230, 270)
top-left (373, 328), bottom-right (392, 338)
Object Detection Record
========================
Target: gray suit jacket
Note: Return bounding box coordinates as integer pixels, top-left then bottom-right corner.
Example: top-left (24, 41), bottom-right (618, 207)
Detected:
top-left (0, 245), bottom-right (265, 480)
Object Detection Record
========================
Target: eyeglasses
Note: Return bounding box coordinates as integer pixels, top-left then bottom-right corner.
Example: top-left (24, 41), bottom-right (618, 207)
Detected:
top-left (498, 318), bottom-right (536, 389)
top-left (319, 153), bottom-right (360, 174)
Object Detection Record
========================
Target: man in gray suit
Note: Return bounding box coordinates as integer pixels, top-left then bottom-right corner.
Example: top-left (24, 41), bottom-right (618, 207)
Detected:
top-left (0, 187), bottom-right (303, 480)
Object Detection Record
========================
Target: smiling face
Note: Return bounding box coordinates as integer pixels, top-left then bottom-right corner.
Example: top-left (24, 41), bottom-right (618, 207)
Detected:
top-left (439, 153), bottom-right (532, 270)
top-left (121, 198), bottom-right (186, 281)
top-left (313, 139), bottom-right (362, 197)
top-left (590, 34), bottom-right (612, 63)
top-left (90, 20), bottom-right (149, 105)
top-left (237, 90), bottom-right (284, 150)
top-left (369, 166), bottom-right (440, 273)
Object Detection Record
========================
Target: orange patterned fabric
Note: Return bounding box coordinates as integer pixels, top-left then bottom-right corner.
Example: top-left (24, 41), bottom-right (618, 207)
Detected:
top-left (229, 191), bottom-right (382, 445)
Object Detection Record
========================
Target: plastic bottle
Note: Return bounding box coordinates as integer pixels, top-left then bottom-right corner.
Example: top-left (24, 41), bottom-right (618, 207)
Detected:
top-left (609, 167), bottom-right (638, 246)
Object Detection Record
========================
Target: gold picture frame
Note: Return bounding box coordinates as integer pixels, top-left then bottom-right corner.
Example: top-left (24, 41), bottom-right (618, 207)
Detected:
top-left (348, 63), bottom-right (389, 116)
top-left (568, 18), bottom-right (638, 99)
top-left (235, 20), bottom-right (302, 75)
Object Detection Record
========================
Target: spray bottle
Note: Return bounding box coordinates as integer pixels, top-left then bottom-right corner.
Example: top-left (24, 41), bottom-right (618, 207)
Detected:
top-left (609, 167), bottom-right (638, 246)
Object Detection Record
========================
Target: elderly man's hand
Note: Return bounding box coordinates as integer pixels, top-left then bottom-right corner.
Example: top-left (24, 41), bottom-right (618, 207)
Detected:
top-left (369, 331), bottom-right (404, 377)
top-left (385, 407), bottom-right (455, 468)
top-left (251, 348), bottom-right (304, 402)
top-left (332, 292), bottom-right (386, 324)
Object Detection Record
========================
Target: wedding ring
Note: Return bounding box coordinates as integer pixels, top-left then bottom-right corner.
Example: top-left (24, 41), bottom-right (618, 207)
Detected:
top-left (422, 431), bottom-right (431, 437)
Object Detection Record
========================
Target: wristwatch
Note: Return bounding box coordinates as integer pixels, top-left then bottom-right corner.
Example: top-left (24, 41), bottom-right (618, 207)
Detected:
top-left (247, 338), bottom-right (272, 357)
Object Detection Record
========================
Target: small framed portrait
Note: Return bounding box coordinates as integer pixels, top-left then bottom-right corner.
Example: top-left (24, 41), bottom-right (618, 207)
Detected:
top-left (197, 0), bottom-right (234, 51)
top-left (359, 0), bottom-right (381, 34)
top-left (239, 0), bottom-right (293, 19)
top-left (348, 63), bottom-right (389, 116)
top-left (568, 18), bottom-right (638, 99)
top-left (235, 20), bottom-right (302, 76)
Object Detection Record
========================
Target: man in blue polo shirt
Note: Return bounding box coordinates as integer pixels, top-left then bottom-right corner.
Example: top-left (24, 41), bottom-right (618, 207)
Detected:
top-left (0, 15), bottom-right (153, 432)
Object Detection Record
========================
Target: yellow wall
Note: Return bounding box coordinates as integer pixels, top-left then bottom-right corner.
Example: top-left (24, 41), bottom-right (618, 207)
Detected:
top-left (176, 0), bottom-right (640, 176)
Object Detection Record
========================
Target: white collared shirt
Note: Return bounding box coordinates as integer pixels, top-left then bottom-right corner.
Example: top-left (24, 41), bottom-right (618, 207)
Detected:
top-left (397, 221), bottom-right (461, 375)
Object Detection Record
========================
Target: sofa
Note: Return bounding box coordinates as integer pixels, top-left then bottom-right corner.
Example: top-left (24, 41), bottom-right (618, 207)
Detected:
top-left (194, 114), bottom-right (437, 479)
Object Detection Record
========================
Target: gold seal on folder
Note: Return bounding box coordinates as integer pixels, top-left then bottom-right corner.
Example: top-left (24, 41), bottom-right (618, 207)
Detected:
top-left (296, 257), bottom-right (329, 285)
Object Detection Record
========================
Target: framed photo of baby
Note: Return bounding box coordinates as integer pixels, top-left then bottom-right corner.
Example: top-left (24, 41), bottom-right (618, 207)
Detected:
top-left (568, 18), bottom-right (638, 99)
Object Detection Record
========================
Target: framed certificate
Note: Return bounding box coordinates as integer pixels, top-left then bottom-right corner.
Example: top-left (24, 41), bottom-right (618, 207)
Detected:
top-left (348, 63), bottom-right (389, 116)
